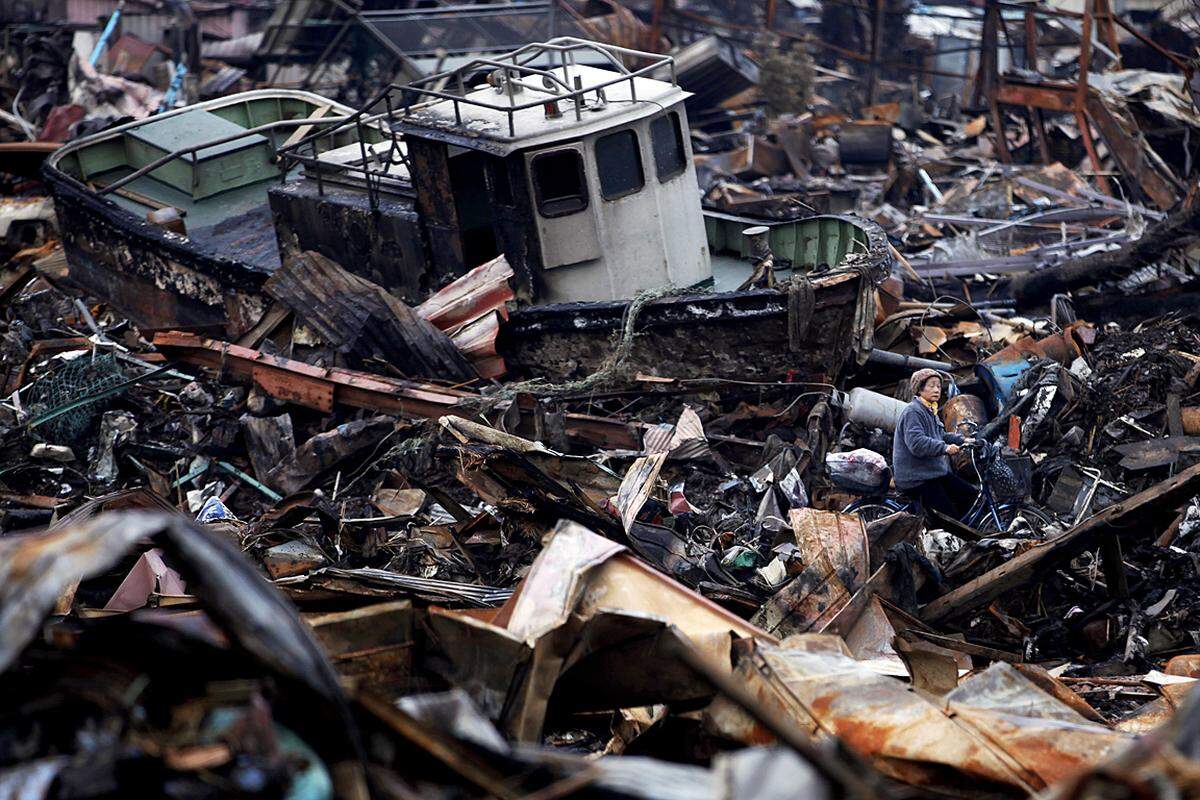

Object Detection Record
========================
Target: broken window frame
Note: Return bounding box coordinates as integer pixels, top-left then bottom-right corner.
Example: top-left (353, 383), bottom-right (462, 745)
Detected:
top-left (595, 128), bottom-right (645, 201)
top-left (651, 112), bottom-right (687, 182)
top-left (530, 147), bottom-right (589, 218)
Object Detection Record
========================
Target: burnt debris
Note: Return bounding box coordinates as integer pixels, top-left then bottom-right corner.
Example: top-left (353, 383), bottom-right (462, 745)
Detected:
top-left (3, 3), bottom-right (1200, 799)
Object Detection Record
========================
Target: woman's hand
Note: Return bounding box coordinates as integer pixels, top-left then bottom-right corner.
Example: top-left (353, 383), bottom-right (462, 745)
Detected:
top-left (945, 444), bottom-right (962, 456)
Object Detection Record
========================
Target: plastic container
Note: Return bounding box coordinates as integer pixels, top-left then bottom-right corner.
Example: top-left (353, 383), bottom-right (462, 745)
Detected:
top-left (842, 387), bottom-right (908, 432)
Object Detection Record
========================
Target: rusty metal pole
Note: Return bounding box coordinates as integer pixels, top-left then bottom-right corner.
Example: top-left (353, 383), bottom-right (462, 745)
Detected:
top-left (865, 0), bottom-right (885, 106)
top-left (971, 0), bottom-right (997, 109)
top-left (1024, 7), bottom-right (1053, 164)
top-left (649, 0), bottom-right (667, 48)
top-left (1077, 1), bottom-right (1093, 109)
top-left (1075, 1), bottom-right (1113, 195)
top-left (976, 0), bottom-right (1010, 162)
top-left (765, 0), bottom-right (777, 30)
top-left (1096, 0), bottom-right (1122, 70)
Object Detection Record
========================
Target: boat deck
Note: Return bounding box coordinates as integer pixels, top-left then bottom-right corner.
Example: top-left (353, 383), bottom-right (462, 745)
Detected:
top-left (711, 254), bottom-right (812, 292)
top-left (89, 166), bottom-right (290, 272)
top-left (80, 163), bottom-right (868, 292)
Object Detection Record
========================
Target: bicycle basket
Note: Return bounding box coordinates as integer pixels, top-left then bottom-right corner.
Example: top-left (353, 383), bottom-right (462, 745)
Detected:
top-left (987, 453), bottom-right (1031, 501)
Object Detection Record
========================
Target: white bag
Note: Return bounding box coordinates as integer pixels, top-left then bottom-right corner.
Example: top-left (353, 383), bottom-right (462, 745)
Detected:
top-left (825, 448), bottom-right (889, 492)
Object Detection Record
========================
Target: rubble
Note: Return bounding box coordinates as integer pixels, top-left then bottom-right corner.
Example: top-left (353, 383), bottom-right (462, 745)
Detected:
top-left (4, 1), bottom-right (1200, 798)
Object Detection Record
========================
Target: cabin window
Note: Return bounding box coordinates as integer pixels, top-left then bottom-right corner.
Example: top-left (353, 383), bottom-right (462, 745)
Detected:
top-left (531, 149), bottom-right (588, 217)
top-left (651, 112), bottom-right (687, 181)
top-left (595, 129), bottom-right (644, 200)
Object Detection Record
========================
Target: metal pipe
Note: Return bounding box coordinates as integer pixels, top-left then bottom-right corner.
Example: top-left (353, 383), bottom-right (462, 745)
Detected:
top-left (290, 37), bottom-right (677, 161)
top-left (89, 0), bottom-right (125, 67)
top-left (867, 349), bottom-right (955, 371)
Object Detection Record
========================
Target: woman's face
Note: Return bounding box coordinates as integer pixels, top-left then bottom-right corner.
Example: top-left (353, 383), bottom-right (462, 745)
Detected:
top-left (919, 377), bottom-right (942, 403)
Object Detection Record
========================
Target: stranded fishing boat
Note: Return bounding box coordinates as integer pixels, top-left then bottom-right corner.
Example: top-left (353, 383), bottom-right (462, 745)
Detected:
top-left (45, 90), bottom-right (375, 331)
top-left (45, 38), bottom-right (888, 382)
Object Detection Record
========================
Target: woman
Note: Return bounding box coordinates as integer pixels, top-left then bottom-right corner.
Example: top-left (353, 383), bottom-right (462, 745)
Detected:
top-left (892, 368), bottom-right (976, 520)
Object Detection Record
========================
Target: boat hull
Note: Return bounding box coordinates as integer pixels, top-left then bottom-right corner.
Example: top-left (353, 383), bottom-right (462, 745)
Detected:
top-left (496, 270), bottom-right (876, 384)
top-left (46, 168), bottom-right (269, 332)
top-left (43, 89), bottom-right (366, 332)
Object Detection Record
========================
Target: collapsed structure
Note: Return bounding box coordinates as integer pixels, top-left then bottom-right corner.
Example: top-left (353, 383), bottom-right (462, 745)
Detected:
top-left (3, 2), bottom-right (1200, 799)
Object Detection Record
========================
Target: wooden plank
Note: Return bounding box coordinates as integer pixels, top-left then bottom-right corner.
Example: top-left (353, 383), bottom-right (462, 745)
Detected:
top-left (305, 600), bottom-right (413, 654)
top-left (236, 302), bottom-right (291, 349)
top-left (1167, 394), bottom-right (1184, 438)
top-left (922, 462), bottom-right (1200, 623)
top-left (306, 600), bottom-right (416, 694)
top-left (0, 265), bottom-right (35, 307)
top-left (1112, 436), bottom-right (1200, 471)
top-left (279, 104), bottom-right (332, 150)
top-left (928, 508), bottom-right (984, 542)
top-left (264, 250), bottom-right (476, 381)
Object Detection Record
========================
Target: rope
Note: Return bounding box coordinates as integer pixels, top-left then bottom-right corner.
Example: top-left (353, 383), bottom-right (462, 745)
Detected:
top-left (495, 256), bottom-right (876, 398)
top-left (493, 284), bottom-right (680, 398)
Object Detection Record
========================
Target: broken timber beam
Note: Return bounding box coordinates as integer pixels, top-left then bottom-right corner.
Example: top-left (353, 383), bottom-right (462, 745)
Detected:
top-left (153, 332), bottom-right (640, 450)
top-left (922, 462), bottom-right (1200, 623)
top-left (1084, 93), bottom-right (1183, 210)
top-left (1007, 197), bottom-right (1200, 306)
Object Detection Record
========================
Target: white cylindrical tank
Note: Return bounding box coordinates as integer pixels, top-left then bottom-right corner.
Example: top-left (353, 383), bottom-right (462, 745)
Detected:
top-left (842, 387), bottom-right (909, 431)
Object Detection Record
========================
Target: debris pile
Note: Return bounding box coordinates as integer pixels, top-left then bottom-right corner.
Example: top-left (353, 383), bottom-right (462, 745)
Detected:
top-left (3, 1), bottom-right (1200, 798)
top-left (3, 245), bottom-right (1200, 797)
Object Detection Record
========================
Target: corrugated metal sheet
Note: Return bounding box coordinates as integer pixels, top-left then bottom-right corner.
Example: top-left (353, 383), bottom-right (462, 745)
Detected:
top-left (65, 0), bottom-right (124, 24)
top-left (66, 0), bottom-right (253, 41)
top-left (118, 13), bottom-right (175, 46)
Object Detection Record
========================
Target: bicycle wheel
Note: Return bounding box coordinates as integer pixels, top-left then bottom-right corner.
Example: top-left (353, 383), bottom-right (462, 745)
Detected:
top-left (976, 503), bottom-right (1057, 537)
top-left (842, 499), bottom-right (903, 524)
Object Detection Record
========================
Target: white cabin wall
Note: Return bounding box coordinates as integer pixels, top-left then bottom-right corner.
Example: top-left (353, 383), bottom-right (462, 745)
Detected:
top-left (527, 101), bottom-right (711, 303)
top-left (655, 106), bottom-right (711, 290)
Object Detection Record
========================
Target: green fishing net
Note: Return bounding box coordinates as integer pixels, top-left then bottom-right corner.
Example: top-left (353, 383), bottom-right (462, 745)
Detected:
top-left (25, 354), bottom-right (126, 444)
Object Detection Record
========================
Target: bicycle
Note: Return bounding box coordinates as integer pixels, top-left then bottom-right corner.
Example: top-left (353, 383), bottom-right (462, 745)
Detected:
top-left (841, 436), bottom-right (1056, 537)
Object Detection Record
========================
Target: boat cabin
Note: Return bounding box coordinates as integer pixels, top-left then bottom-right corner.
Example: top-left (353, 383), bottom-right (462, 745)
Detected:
top-left (272, 37), bottom-right (710, 304)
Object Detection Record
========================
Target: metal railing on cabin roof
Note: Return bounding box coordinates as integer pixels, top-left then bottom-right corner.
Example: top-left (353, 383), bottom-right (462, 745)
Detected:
top-left (276, 37), bottom-right (678, 213)
top-left (392, 36), bottom-right (677, 134)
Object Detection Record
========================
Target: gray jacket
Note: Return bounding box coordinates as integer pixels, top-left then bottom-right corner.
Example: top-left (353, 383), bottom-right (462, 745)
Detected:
top-left (892, 398), bottom-right (964, 490)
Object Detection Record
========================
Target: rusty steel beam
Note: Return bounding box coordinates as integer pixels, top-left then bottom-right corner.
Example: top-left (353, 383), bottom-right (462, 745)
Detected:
top-left (154, 331), bottom-right (468, 417)
top-left (1085, 94), bottom-right (1183, 210)
top-left (1023, 8), bottom-right (1052, 164)
top-left (152, 332), bottom-right (640, 450)
top-left (1073, 0), bottom-right (1114, 196)
top-left (1077, 0), bottom-right (1093, 108)
top-left (995, 82), bottom-right (1079, 113)
top-left (1095, 0), bottom-right (1121, 69)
